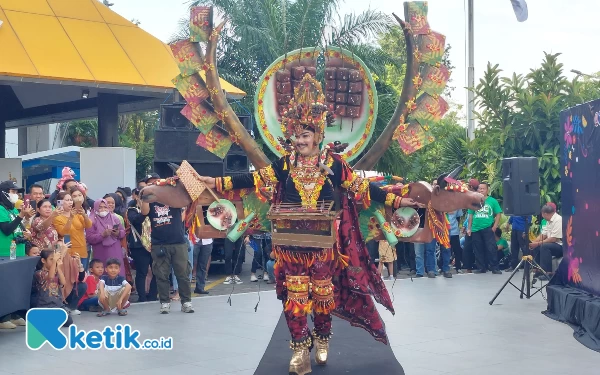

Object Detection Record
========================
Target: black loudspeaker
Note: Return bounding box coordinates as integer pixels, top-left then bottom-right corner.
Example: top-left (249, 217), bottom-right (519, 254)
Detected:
top-left (502, 157), bottom-right (540, 216)
top-left (153, 130), bottom-right (249, 178)
top-left (160, 104), bottom-right (195, 130)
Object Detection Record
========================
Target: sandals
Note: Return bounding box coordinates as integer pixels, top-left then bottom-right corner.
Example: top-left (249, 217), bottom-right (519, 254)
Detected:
top-left (97, 311), bottom-right (111, 317)
top-left (118, 310), bottom-right (128, 316)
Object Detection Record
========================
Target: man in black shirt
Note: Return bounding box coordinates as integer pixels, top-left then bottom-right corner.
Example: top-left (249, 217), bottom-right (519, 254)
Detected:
top-left (140, 173), bottom-right (193, 314)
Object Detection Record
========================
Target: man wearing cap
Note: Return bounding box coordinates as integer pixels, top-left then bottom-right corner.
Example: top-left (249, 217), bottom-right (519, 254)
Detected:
top-left (140, 173), bottom-right (194, 314)
top-left (0, 181), bottom-right (34, 258)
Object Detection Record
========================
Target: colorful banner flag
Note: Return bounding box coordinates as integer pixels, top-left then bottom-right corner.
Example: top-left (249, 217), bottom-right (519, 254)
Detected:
top-left (180, 102), bottom-right (218, 134)
top-left (405, 2), bottom-right (430, 35)
top-left (410, 94), bottom-right (449, 126)
top-left (170, 40), bottom-right (203, 77)
top-left (395, 121), bottom-right (435, 155)
top-left (417, 31), bottom-right (446, 65)
top-left (172, 74), bottom-right (209, 104)
top-left (196, 126), bottom-right (233, 159)
top-left (190, 7), bottom-right (213, 43)
top-left (421, 65), bottom-right (450, 97)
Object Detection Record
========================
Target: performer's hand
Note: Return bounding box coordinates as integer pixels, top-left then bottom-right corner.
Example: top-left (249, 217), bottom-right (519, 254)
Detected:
top-left (199, 176), bottom-right (216, 188)
top-left (400, 198), bottom-right (423, 207)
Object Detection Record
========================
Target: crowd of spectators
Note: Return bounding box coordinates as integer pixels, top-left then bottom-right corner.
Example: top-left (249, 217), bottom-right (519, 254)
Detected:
top-left (370, 178), bottom-right (563, 284)
top-left (0, 171), bottom-right (205, 330)
top-left (0, 174), bottom-right (564, 330)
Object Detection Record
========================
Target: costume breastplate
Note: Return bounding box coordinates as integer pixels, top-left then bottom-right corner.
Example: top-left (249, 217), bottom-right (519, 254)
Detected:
top-left (285, 153), bottom-right (332, 208)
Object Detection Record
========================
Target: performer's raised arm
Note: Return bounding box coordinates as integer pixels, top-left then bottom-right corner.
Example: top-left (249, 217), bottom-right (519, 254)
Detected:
top-left (199, 157), bottom-right (286, 193)
top-left (331, 155), bottom-right (419, 209)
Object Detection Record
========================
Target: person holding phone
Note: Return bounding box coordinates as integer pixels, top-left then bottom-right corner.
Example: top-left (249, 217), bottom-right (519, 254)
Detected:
top-left (86, 199), bottom-right (126, 276)
top-left (53, 191), bottom-right (93, 269)
top-left (30, 199), bottom-right (60, 249)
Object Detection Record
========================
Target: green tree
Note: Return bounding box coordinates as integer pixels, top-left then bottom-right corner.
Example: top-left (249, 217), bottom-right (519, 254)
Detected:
top-left (118, 111), bottom-right (158, 181)
top-left (462, 52), bottom-right (587, 209)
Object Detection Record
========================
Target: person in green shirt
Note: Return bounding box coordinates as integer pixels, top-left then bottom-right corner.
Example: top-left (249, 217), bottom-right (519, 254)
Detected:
top-left (467, 182), bottom-right (503, 274)
top-left (494, 227), bottom-right (510, 262)
top-left (0, 181), bottom-right (35, 258)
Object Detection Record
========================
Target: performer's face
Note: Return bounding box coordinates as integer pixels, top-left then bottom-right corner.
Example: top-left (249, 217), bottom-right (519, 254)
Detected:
top-left (295, 130), bottom-right (317, 156)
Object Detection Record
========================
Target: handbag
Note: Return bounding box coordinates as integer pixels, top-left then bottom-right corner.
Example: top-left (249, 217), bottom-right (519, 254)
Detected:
top-left (131, 217), bottom-right (152, 252)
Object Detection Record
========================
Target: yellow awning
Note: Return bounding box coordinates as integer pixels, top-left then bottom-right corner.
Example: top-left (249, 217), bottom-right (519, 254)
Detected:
top-left (0, 0), bottom-right (245, 97)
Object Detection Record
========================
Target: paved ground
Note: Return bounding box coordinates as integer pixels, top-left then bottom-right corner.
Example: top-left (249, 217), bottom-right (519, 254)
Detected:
top-left (1, 272), bottom-right (597, 375)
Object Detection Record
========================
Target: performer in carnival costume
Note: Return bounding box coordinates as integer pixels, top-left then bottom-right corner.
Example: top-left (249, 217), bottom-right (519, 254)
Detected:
top-left (139, 4), bottom-right (483, 374)
top-left (197, 74), bottom-right (419, 375)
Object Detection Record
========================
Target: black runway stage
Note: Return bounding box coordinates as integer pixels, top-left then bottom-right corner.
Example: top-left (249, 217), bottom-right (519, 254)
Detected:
top-left (254, 313), bottom-right (404, 374)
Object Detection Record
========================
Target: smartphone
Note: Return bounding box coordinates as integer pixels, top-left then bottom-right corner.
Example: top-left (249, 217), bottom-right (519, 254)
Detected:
top-left (113, 224), bottom-right (119, 230)
top-left (56, 200), bottom-right (63, 208)
top-left (63, 234), bottom-right (71, 244)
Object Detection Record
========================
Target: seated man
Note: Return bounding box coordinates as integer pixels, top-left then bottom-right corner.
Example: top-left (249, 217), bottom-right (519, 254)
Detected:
top-left (529, 204), bottom-right (562, 279)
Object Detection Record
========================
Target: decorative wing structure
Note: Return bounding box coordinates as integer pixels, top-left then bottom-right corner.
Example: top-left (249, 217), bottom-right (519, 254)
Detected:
top-left (163, 2), bottom-right (462, 245)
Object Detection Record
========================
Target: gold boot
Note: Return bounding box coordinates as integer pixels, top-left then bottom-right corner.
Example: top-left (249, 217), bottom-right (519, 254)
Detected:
top-left (289, 338), bottom-right (312, 375)
top-left (313, 332), bottom-right (330, 365)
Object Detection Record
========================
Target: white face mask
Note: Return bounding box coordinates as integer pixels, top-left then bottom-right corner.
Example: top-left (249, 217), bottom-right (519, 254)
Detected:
top-left (3, 192), bottom-right (19, 204)
top-left (97, 211), bottom-right (109, 218)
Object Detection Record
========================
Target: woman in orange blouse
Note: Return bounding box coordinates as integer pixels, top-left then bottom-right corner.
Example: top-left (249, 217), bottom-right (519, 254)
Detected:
top-left (53, 191), bottom-right (93, 269)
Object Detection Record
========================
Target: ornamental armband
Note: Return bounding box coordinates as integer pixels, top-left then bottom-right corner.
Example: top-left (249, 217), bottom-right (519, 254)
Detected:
top-left (385, 193), bottom-right (403, 209)
top-left (216, 176), bottom-right (233, 193)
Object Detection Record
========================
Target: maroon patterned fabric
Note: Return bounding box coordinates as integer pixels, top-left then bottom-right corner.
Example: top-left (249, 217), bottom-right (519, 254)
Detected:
top-left (274, 250), bottom-right (335, 341)
top-left (331, 194), bottom-right (395, 345)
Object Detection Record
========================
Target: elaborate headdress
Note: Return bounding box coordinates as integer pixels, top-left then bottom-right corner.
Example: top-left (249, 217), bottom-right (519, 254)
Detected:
top-left (280, 74), bottom-right (335, 142)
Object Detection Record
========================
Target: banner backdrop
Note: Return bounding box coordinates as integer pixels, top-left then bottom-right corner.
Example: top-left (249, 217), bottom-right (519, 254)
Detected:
top-left (559, 99), bottom-right (600, 296)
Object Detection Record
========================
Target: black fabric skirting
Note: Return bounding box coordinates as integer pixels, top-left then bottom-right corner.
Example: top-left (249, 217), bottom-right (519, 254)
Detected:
top-left (254, 312), bottom-right (404, 375)
top-left (543, 284), bottom-right (600, 352)
top-left (0, 257), bottom-right (38, 317)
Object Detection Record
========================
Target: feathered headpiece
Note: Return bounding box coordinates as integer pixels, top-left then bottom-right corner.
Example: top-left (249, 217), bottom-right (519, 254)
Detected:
top-left (280, 74), bottom-right (335, 141)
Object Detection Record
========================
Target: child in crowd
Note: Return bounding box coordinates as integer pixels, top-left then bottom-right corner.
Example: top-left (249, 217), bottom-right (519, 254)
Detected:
top-left (78, 259), bottom-right (104, 312)
top-left (26, 242), bottom-right (40, 256)
top-left (378, 240), bottom-right (397, 280)
top-left (33, 246), bottom-right (73, 327)
top-left (97, 258), bottom-right (132, 317)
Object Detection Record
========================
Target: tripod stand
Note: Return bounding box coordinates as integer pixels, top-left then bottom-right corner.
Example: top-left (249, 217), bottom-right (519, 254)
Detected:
top-left (489, 221), bottom-right (551, 305)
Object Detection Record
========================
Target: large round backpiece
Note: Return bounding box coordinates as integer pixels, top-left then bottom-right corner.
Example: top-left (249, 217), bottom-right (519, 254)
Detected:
top-left (254, 47), bottom-right (378, 161)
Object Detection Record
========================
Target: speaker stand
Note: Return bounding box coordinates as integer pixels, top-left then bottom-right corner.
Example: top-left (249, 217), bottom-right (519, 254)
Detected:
top-left (489, 221), bottom-right (551, 304)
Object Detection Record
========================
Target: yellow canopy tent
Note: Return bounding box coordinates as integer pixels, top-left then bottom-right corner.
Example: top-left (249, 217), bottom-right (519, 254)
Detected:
top-left (0, 0), bottom-right (245, 97)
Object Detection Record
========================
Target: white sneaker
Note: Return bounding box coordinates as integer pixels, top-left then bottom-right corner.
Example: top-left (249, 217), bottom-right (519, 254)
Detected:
top-left (250, 274), bottom-right (258, 282)
top-left (263, 274), bottom-right (270, 282)
top-left (181, 302), bottom-right (194, 313)
top-left (11, 318), bottom-right (26, 326)
top-left (69, 309), bottom-right (81, 316)
top-left (160, 303), bottom-right (171, 314)
top-left (233, 275), bottom-right (243, 284)
top-left (223, 276), bottom-right (234, 285)
top-left (0, 321), bottom-right (17, 329)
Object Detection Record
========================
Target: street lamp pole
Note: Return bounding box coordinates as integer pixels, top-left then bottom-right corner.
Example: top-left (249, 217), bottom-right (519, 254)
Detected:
top-left (466, 0), bottom-right (475, 141)
top-left (466, 1), bottom-right (528, 141)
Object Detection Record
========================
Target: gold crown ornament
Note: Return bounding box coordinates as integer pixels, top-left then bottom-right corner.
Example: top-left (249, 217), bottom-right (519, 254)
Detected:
top-left (280, 74), bottom-right (335, 143)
